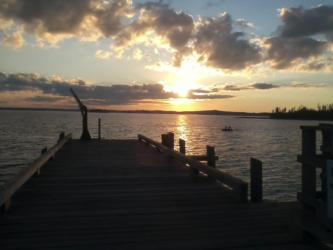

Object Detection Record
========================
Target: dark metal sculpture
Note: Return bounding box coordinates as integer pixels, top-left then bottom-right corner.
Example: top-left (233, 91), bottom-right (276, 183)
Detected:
top-left (70, 88), bottom-right (91, 141)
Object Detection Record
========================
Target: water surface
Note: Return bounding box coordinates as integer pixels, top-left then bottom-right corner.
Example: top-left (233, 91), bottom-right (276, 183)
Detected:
top-left (0, 110), bottom-right (330, 200)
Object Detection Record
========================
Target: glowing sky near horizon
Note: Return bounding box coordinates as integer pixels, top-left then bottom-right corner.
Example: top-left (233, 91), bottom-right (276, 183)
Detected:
top-left (0, 0), bottom-right (332, 112)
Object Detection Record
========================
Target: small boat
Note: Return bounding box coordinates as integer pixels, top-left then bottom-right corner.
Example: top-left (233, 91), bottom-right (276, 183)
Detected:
top-left (222, 126), bottom-right (233, 132)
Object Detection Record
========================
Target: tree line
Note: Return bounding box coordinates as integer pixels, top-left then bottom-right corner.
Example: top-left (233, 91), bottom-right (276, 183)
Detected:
top-left (270, 104), bottom-right (333, 120)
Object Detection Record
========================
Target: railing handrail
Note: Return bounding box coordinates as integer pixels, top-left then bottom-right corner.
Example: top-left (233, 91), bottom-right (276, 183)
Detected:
top-left (138, 134), bottom-right (248, 202)
top-left (0, 133), bottom-right (72, 208)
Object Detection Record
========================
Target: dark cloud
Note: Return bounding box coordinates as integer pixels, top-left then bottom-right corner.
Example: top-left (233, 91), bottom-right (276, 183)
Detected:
top-left (251, 83), bottom-right (279, 90)
top-left (0, 0), bottom-right (92, 33)
top-left (223, 83), bottom-right (279, 91)
top-left (278, 5), bottom-right (333, 39)
top-left (0, 0), bottom-right (133, 43)
top-left (264, 5), bottom-right (332, 69)
top-left (265, 37), bottom-right (327, 69)
top-left (193, 13), bottom-right (261, 70)
top-left (0, 72), bottom-right (234, 105)
top-left (223, 85), bottom-right (249, 91)
top-left (94, 0), bottom-right (133, 36)
top-left (188, 93), bottom-right (234, 100)
top-left (0, 72), bottom-right (176, 105)
top-left (223, 82), bottom-right (325, 91)
top-left (189, 88), bottom-right (219, 94)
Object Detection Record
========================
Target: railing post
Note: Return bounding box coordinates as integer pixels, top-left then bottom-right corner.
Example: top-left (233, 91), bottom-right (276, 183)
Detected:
top-left (206, 145), bottom-right (216, 167)
top-left (301, 127), bottom-right (317, 206)
top-left (167, 132), bottom-right (174, 150)
top-left (250, 158), bottom-right (263, 203)
top-left (161, 134), bottom-right (168, 147)
top-left (321, 127), bottom-right (332, 201)
top-left (36, 147), bottom-right (47, 177)
top-left (327, 160), bottom-right (333, 220)
top-left (58, 131), bottom-right (65, 143)
top-left (179, 139), bottom-right (186, 155)
top-left (98, 118), bottom-right (101, 140)
top-left (240, 183), bottom-right (248, 203)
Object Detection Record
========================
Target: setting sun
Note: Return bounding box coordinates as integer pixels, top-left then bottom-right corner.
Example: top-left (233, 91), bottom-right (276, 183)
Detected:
top-left (163, 57), bottom-right (202, 98)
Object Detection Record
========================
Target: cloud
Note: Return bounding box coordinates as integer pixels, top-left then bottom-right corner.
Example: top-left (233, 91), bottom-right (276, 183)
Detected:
top-left (223, 82), bottom-right (326, 91)
top-left (2, 30), bottom-right (24, 48)
top-left (234, 19), bottom-right (255, 29)
top-left (1, 1), bottom-right (332, 73)
top-left (193, 13), bottom-right (261, 70)
top-left (223, 85), bottom-right (249, 91)
top-left (95, 49), bottom-right (113, 60)
top-left (264, 5), bottom-right (332, 69)
top-left (0, 72), bottom-right (235, 106)
top-left (278, 5), bottom-right (333, 39)
top-left (188, 93), bottom-right (234, 99)
top-left (0, 0), bottom-right (132, 46)
top-left (187, 87), bottom-right (233, 99)
top-left (252, 83), bottom-right (279, 89)
top-left (114, 1), bottom-right (194, 66)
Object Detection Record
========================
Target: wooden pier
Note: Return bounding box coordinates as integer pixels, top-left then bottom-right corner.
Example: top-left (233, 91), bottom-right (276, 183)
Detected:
top-left (0, 132), bottom-right (325, 249)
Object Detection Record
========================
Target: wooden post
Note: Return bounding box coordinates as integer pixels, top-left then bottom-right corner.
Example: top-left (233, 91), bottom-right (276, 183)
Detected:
top-left (240, 183), bottom-right (249, 203)
top-left (179, 139), bottom-right (186, 155)
top-left (36, 147), bottom-right (47, 176)
top-left (250, 158), bottom-right (263, 203)
top-left (206, 145), bottom-right (216, 167)
top-left (98, 118), bottom-right (101, 140)
top-left (58, 131), bottom-right (65, 143)
top-left (167, 132), bottom-right (174, 150)
top-left (301, 127), bottom-right (316, 206)
top-left (161, 134), bottom-right (168, 147)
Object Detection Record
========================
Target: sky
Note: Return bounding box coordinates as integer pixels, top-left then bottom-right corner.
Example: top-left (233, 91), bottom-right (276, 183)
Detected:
top-left (0, 0), bottom-right (333, 112)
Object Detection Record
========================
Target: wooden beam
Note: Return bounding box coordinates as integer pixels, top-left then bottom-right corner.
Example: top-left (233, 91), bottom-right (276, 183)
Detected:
top-left (250, 158), bottom-right (263, 203)
top-left (138, 134), bottom-right (248, 202)
top-left (179, 139), bottom-right (186, 155)
top-left (0, 133), bottom-right (72, 210)
top-left (206, 145), bottom-right (216, 168)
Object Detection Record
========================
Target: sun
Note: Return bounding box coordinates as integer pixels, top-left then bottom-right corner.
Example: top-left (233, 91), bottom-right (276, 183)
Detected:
top-left (163, 58), bottom-right (201, 98)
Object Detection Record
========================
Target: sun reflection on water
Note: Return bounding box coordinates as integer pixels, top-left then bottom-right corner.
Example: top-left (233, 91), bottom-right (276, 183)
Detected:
top-left (176, 115), bottom-right (188, 143)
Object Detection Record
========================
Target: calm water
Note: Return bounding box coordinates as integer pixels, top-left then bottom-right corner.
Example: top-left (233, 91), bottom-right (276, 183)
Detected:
top-left (0, 110), bottom-right (330, 200)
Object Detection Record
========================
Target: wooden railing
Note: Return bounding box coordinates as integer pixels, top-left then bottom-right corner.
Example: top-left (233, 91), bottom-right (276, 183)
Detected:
top-left (297, 123), bottom-right (333, 240)
top-left (0, 133), bottom-right (72, 210)
top-left (138, 134), bottom-right (248, 202)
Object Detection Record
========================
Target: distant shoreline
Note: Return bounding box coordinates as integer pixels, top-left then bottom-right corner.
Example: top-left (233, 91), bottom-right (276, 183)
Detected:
top-left (1, 107), bottom-right (332, 121)
top-left (0, 107), bottom-right (269, 117)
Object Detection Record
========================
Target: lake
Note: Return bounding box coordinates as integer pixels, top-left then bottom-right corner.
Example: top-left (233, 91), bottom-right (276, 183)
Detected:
top-left (0, 110), bottom-right (330, 201)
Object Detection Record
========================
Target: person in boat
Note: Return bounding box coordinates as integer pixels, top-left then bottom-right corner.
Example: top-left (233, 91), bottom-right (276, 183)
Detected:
top-left (222, 126), bottom-right (233, 131)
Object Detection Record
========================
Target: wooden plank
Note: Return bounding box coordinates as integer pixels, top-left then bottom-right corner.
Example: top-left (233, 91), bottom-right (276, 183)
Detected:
top-left (0, 138), bottom-right (308, 250)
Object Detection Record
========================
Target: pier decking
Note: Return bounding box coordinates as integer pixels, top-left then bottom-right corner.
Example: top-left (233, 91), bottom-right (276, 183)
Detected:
top-left (0, 137), bottom-right (322, 249)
